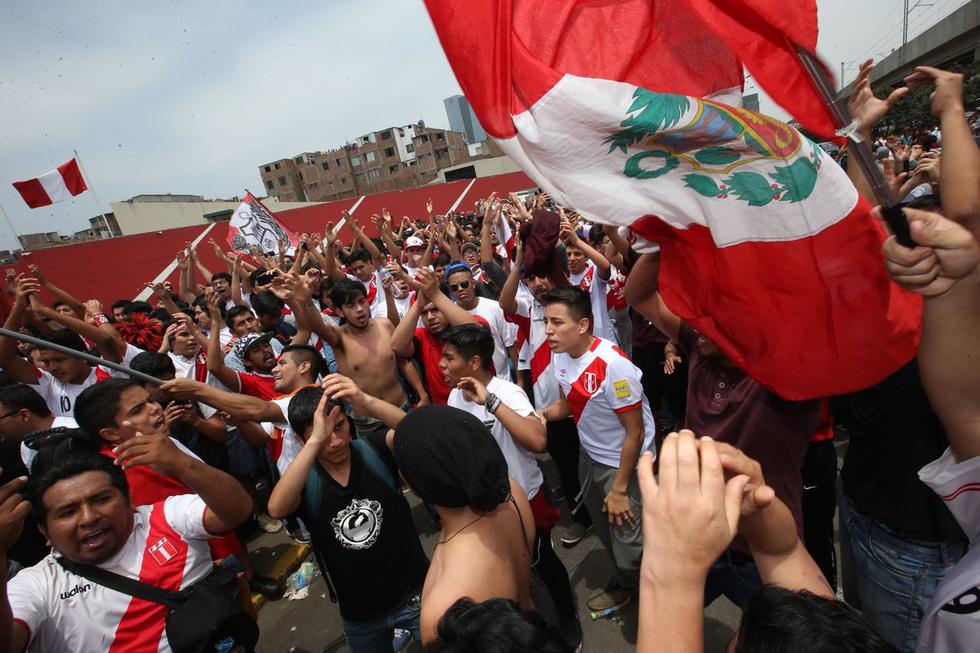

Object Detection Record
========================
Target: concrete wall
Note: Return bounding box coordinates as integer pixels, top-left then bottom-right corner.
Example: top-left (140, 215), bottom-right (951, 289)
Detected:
top-left (435, 155), bottom-right (521, 183)
top-left (840, 0), bottom-right (980, 95)
top-left (110, 199), bottom-right (319, 235)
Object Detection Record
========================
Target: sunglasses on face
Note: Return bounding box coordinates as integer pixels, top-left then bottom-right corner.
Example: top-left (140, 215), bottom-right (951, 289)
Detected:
top-left (449, 280), bottom-right (471, 292)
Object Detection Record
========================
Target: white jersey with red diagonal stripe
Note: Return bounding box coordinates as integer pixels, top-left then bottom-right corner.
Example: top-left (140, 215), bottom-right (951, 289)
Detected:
top-left (7, 495), bottom-right (213, 653)
top-left (552, 337), bottom-right (656, 467)
top-left (568, 261), bottom-right (616, 342)
top-left (512, 294), bottom-right (559, 407)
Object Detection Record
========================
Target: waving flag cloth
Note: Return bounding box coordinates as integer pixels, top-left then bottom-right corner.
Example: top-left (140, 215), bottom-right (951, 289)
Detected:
top-left (227, 192), bottom-right (298, 254)
top-left (424, 0), bottom-right (921, 400)
top-left (12, 158), bottom-right (88, 208)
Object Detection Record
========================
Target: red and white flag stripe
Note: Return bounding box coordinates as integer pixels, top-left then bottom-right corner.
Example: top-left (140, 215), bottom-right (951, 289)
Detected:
top-left (12, 158), bottom-right (88, 209)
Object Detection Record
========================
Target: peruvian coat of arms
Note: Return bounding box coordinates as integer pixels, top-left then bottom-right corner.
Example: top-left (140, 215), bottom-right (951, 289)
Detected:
top-left (605, 89), bottom-right (823, 207)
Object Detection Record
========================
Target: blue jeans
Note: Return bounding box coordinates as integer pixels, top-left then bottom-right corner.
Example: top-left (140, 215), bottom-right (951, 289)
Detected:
top-left (342, 591), bottom-right (421, 653)
top-left (703, 550), bottom-right (763, 609)
top-left (839, 497), bottom-right (965, 652)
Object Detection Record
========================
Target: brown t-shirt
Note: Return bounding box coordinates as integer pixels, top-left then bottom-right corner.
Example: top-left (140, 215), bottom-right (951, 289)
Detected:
top-left (679, 322), bottom-right (820, 555)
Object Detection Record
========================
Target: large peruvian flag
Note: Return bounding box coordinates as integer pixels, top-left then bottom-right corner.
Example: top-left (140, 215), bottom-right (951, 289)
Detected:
top-left (227, 192), bottom-right (298, 254)
top-left (12, 158), bottom-right (88, 208)
top-left (424, 0), bottom-right (921, 400)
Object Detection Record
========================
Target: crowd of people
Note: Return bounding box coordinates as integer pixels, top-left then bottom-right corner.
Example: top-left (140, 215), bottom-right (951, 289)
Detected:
top-left (0, 61), bottom-right (976, 653)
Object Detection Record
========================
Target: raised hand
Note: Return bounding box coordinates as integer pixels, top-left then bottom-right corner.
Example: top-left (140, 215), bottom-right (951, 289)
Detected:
top-left (848, 59), bottom-right (908, 133)
top-left (27, 264), bottom-right (47, 286)
top-left (414, 266), bottom-right (439, 298)
top-left (457, 376), bottom-right (488, 405)
top-left (905, 65), bottom-right (965, 118)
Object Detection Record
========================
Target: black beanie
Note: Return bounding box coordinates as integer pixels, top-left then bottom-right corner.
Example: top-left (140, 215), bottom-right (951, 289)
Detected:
top-left (393, 405), bottom-right (510, 512)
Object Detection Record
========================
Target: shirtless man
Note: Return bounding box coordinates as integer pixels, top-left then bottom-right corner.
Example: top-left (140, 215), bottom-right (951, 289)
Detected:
top-left (322, 374), bottom-right (535, 645)
top-left (272, 272), bottom-right (406, 438)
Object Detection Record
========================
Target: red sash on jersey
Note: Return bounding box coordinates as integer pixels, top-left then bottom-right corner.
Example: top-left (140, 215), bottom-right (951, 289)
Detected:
top-left (364, 276), bottom-right (378, 304)
top-left (565, 340), bottom-right (607, 422)
top-left (193, 352), bottom-right (209, 383)
top-left (95, 367), bottom-right (112, 383)
top-left (576, 265), bottom-right (595, 291)
top-left (109, 502), bottom-right (189, 652)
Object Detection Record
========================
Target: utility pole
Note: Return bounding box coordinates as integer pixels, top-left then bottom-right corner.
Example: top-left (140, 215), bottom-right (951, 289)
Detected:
top-left (903, 0), bottom-right (909, 47)
top-left (840, 61), bottom-right (845, 92)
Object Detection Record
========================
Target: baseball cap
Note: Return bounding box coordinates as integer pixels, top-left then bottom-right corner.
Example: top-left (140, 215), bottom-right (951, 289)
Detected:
top-left (405, 236), bottom-right (425, 249)
top-left (460, 241), bottom-right (479, 255)
top-left (234, 332), bottom-right (275, 360)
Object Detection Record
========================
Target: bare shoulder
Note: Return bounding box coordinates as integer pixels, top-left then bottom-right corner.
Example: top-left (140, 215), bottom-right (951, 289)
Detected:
top-left (421, 583), bottom-right (462, 645)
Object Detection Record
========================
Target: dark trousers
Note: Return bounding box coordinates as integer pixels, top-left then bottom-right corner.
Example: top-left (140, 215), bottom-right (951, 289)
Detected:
top-left (801, 437), bottom-right (839, 590)
top-left (631, 344), bottom-right (687, 440)
top-left (546, 418), bottom-right (592, 528)
top-left (534, 528), bottom-right (577, 623)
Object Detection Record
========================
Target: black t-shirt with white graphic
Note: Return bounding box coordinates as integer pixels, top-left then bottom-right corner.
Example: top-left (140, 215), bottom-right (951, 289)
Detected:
top-left (305, 432), bottom-right (429, 621)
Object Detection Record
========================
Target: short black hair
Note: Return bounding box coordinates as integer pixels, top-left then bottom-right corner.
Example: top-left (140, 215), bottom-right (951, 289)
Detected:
top-left (440, 324), bottom-right (494, 371)
top-left (286, 385), bottom-right (343, 437)
top-left (736, 586), bottom-right (898, 652)
top-left (52, 300), bottom-right (69, 311)
top-left (123, 301), bottom-right (153, 318)
top-left (427, 598), bottom-right (572, 653)
top-left (129, 351), bottom-right (176, 381)
top-left (434, 252), bottom-right (452, 267)
top-left (211, 272), bottom-right (232, 284)
top-left (348, 248), bottom-right (372, 265)
top-left (280, 344), bottom-right (326, 380)
top-left (74, 379), bottom-right (143, 436)
top-left (0, 383), bottom-right (51, 417)
top-left (330, 279), bottom-right (367, 308)
top-left (541, 287), bottom-right (592, 324)
top-left (28, 451), bottom-right (130, 523)
top-left (225, 305), bottom-right (254, 329)
top-left (300, 262), bottom-right (322, 274)
top-left (39, 329), bottom-right (87, 354)
top-left (110, 299), bottom-right (131, 312)
top-left (149, 307), bottom-right (172, 323)
top-left (250, 290), bottom-right (284, 317)
top-left (194, 295), bottom-right (226, 320)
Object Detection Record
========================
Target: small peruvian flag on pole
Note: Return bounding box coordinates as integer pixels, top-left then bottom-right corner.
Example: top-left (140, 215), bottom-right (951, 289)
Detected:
top-left (12, 158), bottom-right (88, 209)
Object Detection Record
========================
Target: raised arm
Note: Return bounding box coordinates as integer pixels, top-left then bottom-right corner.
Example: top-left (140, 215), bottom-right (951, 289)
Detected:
top-left (418, 226), bottom-right (437, 268)
top-left (272, 273), bottom-right (342, 348)
top-left (268, 394), bottom-right (341, 520)
top-left (29, 264), bottom-right (85, 319)
top-left (560, 209), bottom-right (610, 280)
top-left (323, 222), bottom-right (347, 282)
top-left (0, 277), bottom-right (43, 384)
top-left (349, 216), bottom-right (383, 266)
top-left (32, 298), bottom-right (126, 363)
top-left (229, 255), bottom-right (249, 308)
top-left (498, 237), bottom-right (523, 315)
top-left (391, 288), bottom-right (423, 359)
top-left (189, 247), bottom-right (214, 287)
top-left (416, 267), bottom-right (475, 327)
top-left (882, 206), bottom-right (980, 461)
top-left (457, 376), bottom-right (545, 452)
top-left (204, 290), bottom-right (241, 391)
top-left (376, 210), bottom-right (403, 262)
top-left (623, 252), bottom-right (681, 342)
top-left (907, 66), bottom-right (980, 239)
top-left (322, 373), bottom-right (407, 430)
top-left (480, 195), bottom-right (498, 265)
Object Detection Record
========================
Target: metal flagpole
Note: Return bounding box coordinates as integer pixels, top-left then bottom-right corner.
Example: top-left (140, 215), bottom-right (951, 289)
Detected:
top-left (0, 200), bottom-right (20, 251)
top-left (792, 44), bottom-right (913, 247)
top-left (0, 326), bottom-right (162, 385)
top-left (72, 149), bottom-right (115, 238)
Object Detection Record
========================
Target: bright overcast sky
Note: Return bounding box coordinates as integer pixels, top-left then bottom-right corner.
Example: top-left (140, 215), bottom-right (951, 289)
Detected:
top-left (0, 0), bottom-right (969, 251)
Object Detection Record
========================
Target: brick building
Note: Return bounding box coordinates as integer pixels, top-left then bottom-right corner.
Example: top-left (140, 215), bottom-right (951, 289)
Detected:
top-left (259, 122), bottom-right (496, 203)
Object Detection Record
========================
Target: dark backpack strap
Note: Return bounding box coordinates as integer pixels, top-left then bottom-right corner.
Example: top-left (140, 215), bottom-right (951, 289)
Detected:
top-left (351, 438), bottom-right (397, 495)
top-left (57, 557), bottom-right (177, 607)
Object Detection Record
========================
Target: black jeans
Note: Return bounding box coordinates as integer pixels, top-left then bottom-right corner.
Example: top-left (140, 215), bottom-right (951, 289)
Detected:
top-left (801, 437), bottom-right (839, 590)
top-left (546, 418), bottom-right (592, 528)
top-left (534, 528), bottom-right (577, 622)
top-left (631, 344), bottom-right (687, 439)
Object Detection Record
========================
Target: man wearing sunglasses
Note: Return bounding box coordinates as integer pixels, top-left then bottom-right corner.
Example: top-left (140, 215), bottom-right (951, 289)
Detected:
top-left (445, 262), bottom-right (516, 381)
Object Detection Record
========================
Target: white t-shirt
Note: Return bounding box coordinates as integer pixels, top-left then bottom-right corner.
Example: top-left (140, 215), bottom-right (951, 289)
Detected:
top-left (20, 415), bottom-right (78, 471)
top-left (32, 343), bottom-right (146, 416)
top-left (448, 377), bottom-right (544, 500)
top-left (260, 394), bottom-right (305, 476)
top-left (552, 337), bottom-right (656, 467)
top-left (511, 295), bottom-right (558, 408)
top-left (466, 298), bottom-right (516, 380)
top-left (568, 261), bottom-right (616, 343)
top-left (8, 495), bottom-right (214, 653)
top-left (916, 449), bottom-right (980, 652)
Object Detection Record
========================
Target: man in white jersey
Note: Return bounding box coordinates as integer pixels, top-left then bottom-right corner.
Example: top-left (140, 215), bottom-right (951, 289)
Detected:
top-left (0, 443), bottom-right (253, 652)
top-left (0, 278), bottom-right (134, 418)
top-left (0, 383), bottom-right (78, 473)
top-left (499, 241), bottom-right (594, 547)
top-left (558, 212), bottom-right (617, 343)
top-left (439, 324), bottom-right (582, 650)
top-left (538, 286), bottom-right (656, 615)
top-left (445, 261), bottom-right (516, 379)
